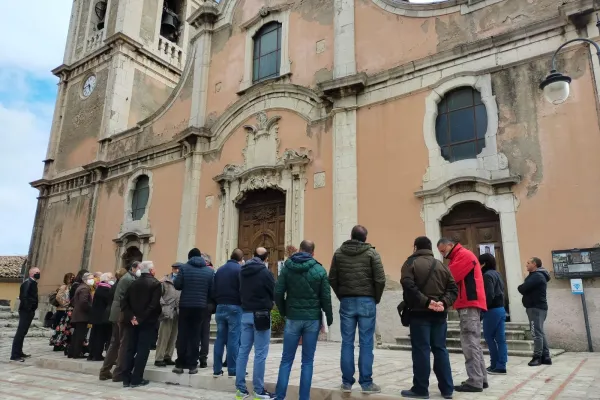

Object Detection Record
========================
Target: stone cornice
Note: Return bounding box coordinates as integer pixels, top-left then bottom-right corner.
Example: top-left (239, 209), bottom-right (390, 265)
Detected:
top-left (414, 176), bottom-right (520, 199)
top-left (367, 15), bottom-right (567, 88)
top-left (317, 73), bottom-right (368, 99)
top-left (240, 4), bottom-right (292, 30)
top-left (188, 2), bottom-right (219, 29)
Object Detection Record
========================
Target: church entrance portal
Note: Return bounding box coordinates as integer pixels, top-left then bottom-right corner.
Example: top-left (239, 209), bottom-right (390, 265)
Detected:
top-left (237, 189), bottom-right (285, 276)
top-left (122, 246), bottom-right (143, 270)
top-left (440, 201), bottom-right (510, 316)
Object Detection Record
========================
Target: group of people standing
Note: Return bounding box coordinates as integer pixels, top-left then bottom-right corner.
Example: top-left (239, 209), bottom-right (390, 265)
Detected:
top-left (11, 224), bottom-right (553, 400)
top-left (399, 236), bottom-right (552, 399)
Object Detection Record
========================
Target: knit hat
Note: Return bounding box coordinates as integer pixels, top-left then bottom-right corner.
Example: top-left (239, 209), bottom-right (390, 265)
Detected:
top-left (188, 248), bottom-right (202, 259)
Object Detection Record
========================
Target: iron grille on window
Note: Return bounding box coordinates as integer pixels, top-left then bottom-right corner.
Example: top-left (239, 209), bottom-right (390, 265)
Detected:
top-left (131, 175), bottom-right (149, 221)
top-left (435, 87), bottom-right (488, 162)
top-left (252, 22), bottom-right (282, 84)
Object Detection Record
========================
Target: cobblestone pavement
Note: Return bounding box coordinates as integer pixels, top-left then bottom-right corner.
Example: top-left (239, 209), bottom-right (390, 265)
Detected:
top-left (3, 335), bottom-right (600, 399)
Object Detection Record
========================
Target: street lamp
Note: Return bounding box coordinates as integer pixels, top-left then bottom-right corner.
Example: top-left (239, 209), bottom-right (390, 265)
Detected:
top-left (540, 18), bottom-right (600, 105)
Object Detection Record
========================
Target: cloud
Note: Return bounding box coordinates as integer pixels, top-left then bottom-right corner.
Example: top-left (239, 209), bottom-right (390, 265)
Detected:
top-left (0, 0), bottom-right (71, 255)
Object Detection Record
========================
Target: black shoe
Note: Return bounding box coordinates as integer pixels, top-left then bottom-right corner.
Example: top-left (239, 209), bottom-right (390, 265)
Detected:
top-left (484, 382), bottom-right (489, 389)
top-left (154, 360), bottom-right (166, 367)
top-left (442, 394), bottom-right (453, 399)
top-left (223, 360), bottom-right (227, 368)
top-left (488, 368), bottom-right (507, 375)
top-left (199, 360), bottom-right (208, 369)
top-left (454, 384), bottom-right (483, 393)
top-left (164, 358), bottom-right (176, 366)
top-left (213, 370), bottom-right (223, 378)
top-left (123, 382), bottom-right (131, 388)
top-left (400, 389), bottom-right (430, 399)
top-left (172, 367), bottom-right (184, 374)
top-left (20, 353), bottom-right (31, 358)
top-left (9, 357), bottom-right (24, 362)
top-left (86, 356), bottom-right (94, 361)
top-left (528, 357), bottom-right (542, 367)
top-left (150, 344), bottom-right (156, 350)
top-left (112, 376), bottom-right (123, 383)
top-left (131, 379), bottom-right (150, 388)
top-left (486, 366), bottom-right (493, 373)
top-left (189, 368), bottom-right (198, 375)
top-left (542, 356), bottom-right (552, 365)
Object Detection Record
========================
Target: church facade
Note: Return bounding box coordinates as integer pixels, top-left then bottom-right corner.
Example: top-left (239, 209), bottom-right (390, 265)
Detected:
top-left (29, 0), bottom-right (600, 351)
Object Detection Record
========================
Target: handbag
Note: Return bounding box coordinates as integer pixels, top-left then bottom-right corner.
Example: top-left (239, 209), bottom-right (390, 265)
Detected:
top-left (254, 310), bottom-right (271, 331)
top-left (397, 258), bottom-right (438, 327)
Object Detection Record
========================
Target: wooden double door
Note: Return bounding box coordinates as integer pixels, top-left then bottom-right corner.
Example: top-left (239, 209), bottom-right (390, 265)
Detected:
top-left (441, 202), bottom-right (510, 312)
top-left (237, 189), bottom-right (285, 276)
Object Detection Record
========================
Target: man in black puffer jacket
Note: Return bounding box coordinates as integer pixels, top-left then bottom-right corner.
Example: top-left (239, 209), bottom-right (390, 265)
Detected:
top-left (518, 257), bottom-right (552, 367)
top-left (173, 248), bottom-right (215, 373)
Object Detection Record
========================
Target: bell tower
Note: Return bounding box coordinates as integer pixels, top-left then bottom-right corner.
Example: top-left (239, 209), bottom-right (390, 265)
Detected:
top-left (44, 0), bottom-right (194, 178)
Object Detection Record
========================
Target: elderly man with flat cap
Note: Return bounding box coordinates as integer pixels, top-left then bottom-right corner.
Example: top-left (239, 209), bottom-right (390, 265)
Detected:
top-left (155, 262), bottom-right (182, 367)
top-left (235, 247), bottom-right (276, 400)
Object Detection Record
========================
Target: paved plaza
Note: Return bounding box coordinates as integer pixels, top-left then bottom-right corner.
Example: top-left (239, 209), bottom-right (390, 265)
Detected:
top-left (1, 336), bottom-right (600, 399)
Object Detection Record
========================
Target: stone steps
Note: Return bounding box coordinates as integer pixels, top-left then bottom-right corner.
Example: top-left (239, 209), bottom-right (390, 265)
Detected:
top-left (446, 328), bottom-right (525, 340)
top-left (0, 304), bottom-right (52, 338)
top-left (395, 336), bottom-right (535, 351)
top-left (377, 343), bottom-right (566, 358)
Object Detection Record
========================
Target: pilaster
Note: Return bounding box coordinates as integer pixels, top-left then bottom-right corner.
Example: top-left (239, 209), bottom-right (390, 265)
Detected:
top-left (331, 0), bottom-right (358, 249)
top-left (44, 77), bottom-right (69, 178)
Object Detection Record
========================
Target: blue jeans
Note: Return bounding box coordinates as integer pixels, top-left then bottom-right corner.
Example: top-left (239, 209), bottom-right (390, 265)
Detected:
top-left (483, 307), bottom-right (507, 370)
top-left (339, 296), bottom-right (376, 388)
top-left (235, 312), bottom-right (271, 394)
top-left (409, 317), bottom-right (453, 396)
top-left (213, 304), bottom-right (242, 376)
top-left (275, 320), bottom-right (320, 400)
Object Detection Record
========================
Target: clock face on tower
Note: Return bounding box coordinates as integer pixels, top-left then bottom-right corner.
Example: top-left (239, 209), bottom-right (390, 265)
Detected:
top-left (82, 75), bottom-right (97, 97)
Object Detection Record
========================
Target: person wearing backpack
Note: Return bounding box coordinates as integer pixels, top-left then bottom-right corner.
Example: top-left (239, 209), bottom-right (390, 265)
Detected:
top-left (400, 236), bottom-right (458, 399)
top-left (274, 240), bottom-right (333, 400)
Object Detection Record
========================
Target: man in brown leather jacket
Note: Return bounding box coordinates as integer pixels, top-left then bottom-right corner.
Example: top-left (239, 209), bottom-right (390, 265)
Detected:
top-left (400, 236), bottom-right (458, 400)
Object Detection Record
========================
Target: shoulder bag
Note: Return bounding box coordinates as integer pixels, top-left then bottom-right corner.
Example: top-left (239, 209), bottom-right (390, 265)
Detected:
top-left (397, 258), bottom-right (438, 327)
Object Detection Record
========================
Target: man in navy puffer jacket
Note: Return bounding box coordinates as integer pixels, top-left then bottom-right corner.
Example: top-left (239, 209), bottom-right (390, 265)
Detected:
top-left (173, 248), bottom-right (215, 373)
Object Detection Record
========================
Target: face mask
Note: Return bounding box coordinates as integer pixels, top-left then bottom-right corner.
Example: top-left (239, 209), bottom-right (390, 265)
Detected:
top-left (135, 270), bottom-right (142, 277)
top-left (33, 273), bottom-right (40, 280)
top-left (172, 273), bottom-right (178, 278)
top-left (86, 279), bottom-right (95, 286)
top-left (108, 280), bottom-right (115, 286)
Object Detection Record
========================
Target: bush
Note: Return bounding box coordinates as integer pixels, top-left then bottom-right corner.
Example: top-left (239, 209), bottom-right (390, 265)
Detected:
top-left (271, 307), bottom-right (285, 333)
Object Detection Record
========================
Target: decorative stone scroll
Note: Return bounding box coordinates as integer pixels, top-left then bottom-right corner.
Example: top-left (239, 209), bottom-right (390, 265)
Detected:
top-left (213, 111), bottom-right (312, 266)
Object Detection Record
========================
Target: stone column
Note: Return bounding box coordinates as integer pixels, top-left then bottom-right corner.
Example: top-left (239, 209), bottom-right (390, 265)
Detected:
top-left (44, 77), bottom-right (68, 178)
top-left (332, 0), bottom-right (358, 250)
top-left (499, 209), bottom-right (528, 323)
top-left (176, 140), bottom-right (203, 261)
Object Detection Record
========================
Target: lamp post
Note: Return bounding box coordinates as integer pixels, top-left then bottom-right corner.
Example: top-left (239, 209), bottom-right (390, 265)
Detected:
top-left (540, 17), bottom-right (600, 104)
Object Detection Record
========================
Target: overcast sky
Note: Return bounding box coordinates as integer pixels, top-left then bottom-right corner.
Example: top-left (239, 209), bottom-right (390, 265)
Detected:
top-left (0, 1), bottom-right (71, 255)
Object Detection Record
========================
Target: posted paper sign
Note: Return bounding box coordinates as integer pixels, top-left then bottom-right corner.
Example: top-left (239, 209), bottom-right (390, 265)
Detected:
top-left (479, 244), bottom-right (495, 255)
top-left (571, 278), bottom-right (584, 294)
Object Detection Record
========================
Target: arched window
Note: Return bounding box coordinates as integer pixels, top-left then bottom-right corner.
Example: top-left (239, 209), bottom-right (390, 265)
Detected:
top-left (131, 175), bottom-right (150, 220)
top-left (253, 22), bottom-right (282, 83)
top-left (435, 87), bottom-right (488, 162)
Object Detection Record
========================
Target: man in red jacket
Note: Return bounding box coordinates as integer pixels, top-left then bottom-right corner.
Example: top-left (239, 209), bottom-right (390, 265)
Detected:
top-left (437, 238), bottom-right (488, 393)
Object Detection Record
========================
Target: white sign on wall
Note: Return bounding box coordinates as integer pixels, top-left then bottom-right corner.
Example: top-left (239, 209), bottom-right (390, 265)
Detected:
top-left (571, 278), bottom-right (584, 295)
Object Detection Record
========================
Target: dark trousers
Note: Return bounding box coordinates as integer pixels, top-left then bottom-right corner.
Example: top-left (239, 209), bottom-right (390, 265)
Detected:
top-left (176, 307), bottom-right (208, 369)
top-left (200, 308), bottom-right (211, 362)
top-left (11, 310), bottom-right (35, 359)
top-left (99, 321), bottom-right (131, 379)
top-left (409, 317), bottom-right (454, 397)
top-left (123, 322), bottom-right (156, 385)
top-left (70, 322), bottom-right (89, 358)
top-left (89, 323), bottom-right (112, 360)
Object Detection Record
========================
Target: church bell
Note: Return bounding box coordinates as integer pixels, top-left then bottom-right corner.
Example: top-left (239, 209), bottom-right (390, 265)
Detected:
top-left (160, 7), bottom-right (180, 42)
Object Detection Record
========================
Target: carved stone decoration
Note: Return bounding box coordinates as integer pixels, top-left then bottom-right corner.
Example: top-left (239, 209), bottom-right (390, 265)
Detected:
top-left (252, 206), bottom-right (277, 221)
top-left (213, 111), bottom-right (313, 266)
top-left (314, 172), bottom-right (325, 188)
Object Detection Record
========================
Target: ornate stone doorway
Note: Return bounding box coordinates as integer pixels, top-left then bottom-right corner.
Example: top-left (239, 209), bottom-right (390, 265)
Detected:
top-left (440, 201), bottom-right (510, 313)
top-left (237, 189), bottom-right (285, 276)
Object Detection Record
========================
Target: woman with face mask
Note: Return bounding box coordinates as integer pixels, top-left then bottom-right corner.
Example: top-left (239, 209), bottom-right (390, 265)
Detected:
top-left (49, 273), bottom-right (74, 351)
top-left (69, 272), bottom-right (94, 359)
top-left (88, 273), bottom-right (115, 361)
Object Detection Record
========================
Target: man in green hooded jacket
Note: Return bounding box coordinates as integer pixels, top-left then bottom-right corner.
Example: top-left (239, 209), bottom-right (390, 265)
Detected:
top-left (274, 240), bottom-right (333, 400)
